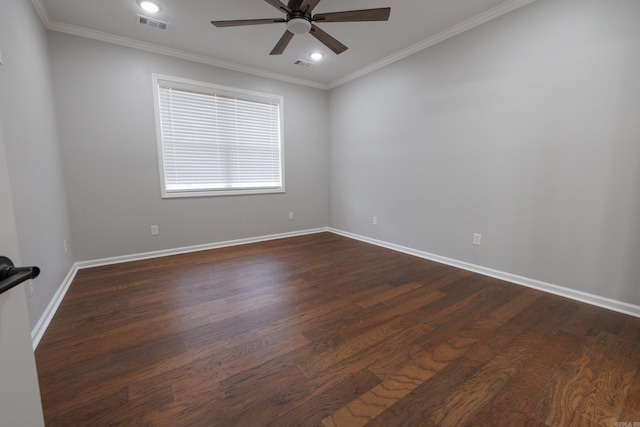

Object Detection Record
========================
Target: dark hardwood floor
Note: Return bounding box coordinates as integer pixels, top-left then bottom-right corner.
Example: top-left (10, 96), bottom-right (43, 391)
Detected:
top-left (35, 232), bottom-right (640, 426)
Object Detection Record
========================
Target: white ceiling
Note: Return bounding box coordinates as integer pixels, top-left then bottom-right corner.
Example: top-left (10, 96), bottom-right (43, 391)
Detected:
top-left (33, 0), bottom-right (533, 88)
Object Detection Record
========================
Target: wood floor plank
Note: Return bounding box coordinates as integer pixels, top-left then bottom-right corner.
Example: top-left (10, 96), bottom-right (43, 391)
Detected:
top-left (466, 330), bottom-right (581, 426)
top-left (428, 298), bottom-right (580, 426)
top-left (322, 287), bottom-right (542, 427)
top-left (528, 330), bottom-right (610, 426)
top-left (617, 408), bottom-right (640, 427)
top-left (34, 233), bottom-right (640, 426)
top-left (573, 321), bottom-right (640, 426)
top-left (322, 334), bottom-right (468, 427)
top-left (367, 294), bottom-right (567, 425)
top-left (625, 372), bottom-right (640, 415)
top-left (366, 279), bottom-right (526, 380)
top-left (356, 282), bottom-right (423, 308)
top-left (241, 368), bottom-right (381, 426)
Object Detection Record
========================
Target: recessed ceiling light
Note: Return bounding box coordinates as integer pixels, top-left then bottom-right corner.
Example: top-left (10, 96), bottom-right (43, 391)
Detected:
top-left (139, 1), bottom-right (160, 13)
top-left (310, 52), bottom-right (324, 61)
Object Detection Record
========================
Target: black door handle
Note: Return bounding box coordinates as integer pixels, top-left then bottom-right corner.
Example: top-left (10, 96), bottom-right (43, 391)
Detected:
top-left (0, 256), bottom-right (40, 295)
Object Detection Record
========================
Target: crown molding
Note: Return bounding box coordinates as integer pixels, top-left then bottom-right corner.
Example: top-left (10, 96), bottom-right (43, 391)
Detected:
top-left (45, 21), bottom-right (330, 90)
top-left (30, 0), bottom-right (328, 90)
top-left (327, 0), bottom-right (537, 89)
top-left (30, 0), bottom-right (50, 25)
top-left (31, 0), bottom-right (534, 91)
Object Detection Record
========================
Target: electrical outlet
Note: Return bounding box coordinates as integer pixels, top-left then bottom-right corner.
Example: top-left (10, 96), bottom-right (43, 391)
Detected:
top-left (289, 212), bottom-right (294, 220)
top-left (151, 225), bottom-right (159, 236)
top-left (28, 281), bottom-right (34, 297)
top-left (473, 233), bottom-right (482, 246)
top-left (64, 240), bottom-right (68, 253)
top-left (372, 216), bottom-right (378, 226)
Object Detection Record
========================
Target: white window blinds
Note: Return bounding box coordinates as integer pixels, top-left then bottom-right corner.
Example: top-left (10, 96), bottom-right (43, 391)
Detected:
top-left (155, 76), bottom-right (284, 197)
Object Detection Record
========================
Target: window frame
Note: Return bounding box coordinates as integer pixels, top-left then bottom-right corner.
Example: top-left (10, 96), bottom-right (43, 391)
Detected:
top-left (152, 73), bottom-right (285, 198)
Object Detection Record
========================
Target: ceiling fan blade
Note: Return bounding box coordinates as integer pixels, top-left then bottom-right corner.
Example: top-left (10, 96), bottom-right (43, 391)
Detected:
top-left (270, 30), bottom-right (294, 55)
top-left (299, 0), bottom-right (321, 14)
top-left (263, 0), bottom-right (291, 14)
top-left (211, 18), bottom-right (286, 27)
top-left (309, 24), bottom-right (347, 54)
top-left (287, 0), bottom-right (303, 11)
top-left (313, 7), bottom-right (391, 23)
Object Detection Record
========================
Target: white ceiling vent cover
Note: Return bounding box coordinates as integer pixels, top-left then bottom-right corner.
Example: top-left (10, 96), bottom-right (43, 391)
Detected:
top-left (137, 15), bottom-right (169, 30)
top-left (294, 59), bottom-right (313, 68)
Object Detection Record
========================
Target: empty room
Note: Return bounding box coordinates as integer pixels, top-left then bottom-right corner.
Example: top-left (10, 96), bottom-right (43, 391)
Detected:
top-left (1, 0), bottom-right (639, 425)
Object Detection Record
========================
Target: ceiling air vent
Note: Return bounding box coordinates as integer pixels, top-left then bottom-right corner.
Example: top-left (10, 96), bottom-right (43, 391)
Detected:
top-left (137, 15), bottom-right (169, 30)
top-left (294, 59), bottom-right (313, 68)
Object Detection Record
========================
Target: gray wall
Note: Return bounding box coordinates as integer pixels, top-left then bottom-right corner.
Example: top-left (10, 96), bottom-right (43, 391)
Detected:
top-left (5, 0), bottom-right (640, 334)
top-left (0, 0), bottom-right (73, 328)
top-left (48, 32), bottom-right (329, 261)
top-left (0, 119), bottom-right (45, 427)
top-left (329, 0), bottom-right (640, 305)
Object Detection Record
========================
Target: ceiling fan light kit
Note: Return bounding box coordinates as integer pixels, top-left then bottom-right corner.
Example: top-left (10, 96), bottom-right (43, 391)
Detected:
top-left (211, 0), bottom-right (390, 56)
top-left (287, 17), bottom-right (311, 34)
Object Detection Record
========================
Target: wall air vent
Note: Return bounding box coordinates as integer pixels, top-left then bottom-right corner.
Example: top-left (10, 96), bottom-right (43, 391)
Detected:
top-left (294, 59), bottom-right (313, 68)
top-left (137, 15), bottom-right (169, 30)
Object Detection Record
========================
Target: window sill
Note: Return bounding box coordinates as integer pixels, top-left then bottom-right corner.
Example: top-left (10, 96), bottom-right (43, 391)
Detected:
top-left (161, 187), bottom-right (285, 199)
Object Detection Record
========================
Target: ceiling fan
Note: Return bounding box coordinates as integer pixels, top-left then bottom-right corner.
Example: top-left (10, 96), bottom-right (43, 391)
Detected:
top-left (211, 0), bottom-right (391, 55)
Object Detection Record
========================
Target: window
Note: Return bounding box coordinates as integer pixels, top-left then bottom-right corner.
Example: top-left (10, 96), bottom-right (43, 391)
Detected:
top-left (153, 74), bottom-right (284, 198)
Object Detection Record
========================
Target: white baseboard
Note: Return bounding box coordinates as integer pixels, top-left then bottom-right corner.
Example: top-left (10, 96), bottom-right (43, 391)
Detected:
top-left (32, 226), bottom-right (640, 349)
top-left (31, 264), bottom-right (78, 349)
top-left (329, 228), bottom-right (640, 319)
top-left (31, 227), bottom-right (328, 348)
top-left (74, 228), bottom-right (329, 269)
